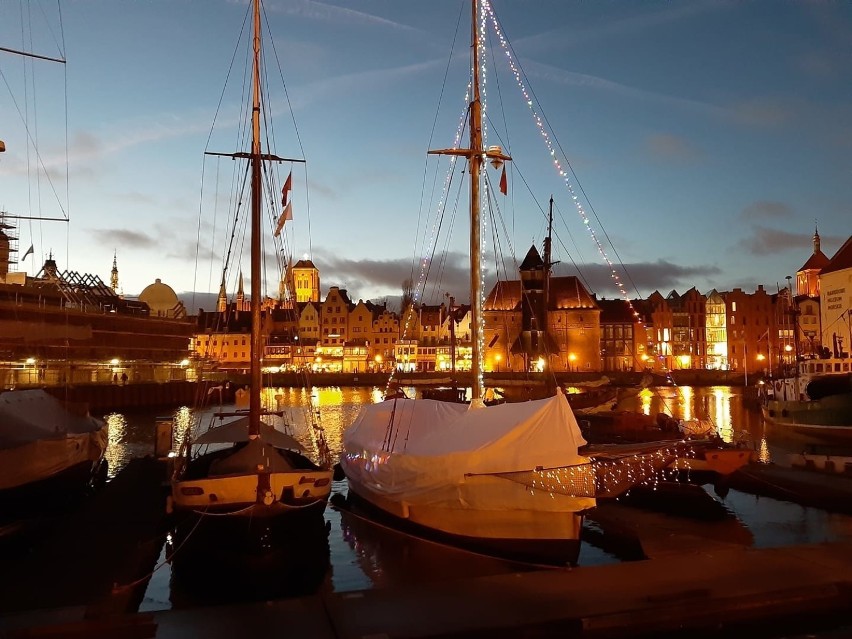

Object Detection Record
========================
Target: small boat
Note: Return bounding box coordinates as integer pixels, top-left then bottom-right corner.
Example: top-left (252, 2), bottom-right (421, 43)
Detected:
top-left (0, 389), bottom-right (107, 520)
top-left (761, 354), bottom-right (852, 440)
top-left (341, 0), bottom-right (668, 567)
top-left (169, 0), bottom-right (331, 546)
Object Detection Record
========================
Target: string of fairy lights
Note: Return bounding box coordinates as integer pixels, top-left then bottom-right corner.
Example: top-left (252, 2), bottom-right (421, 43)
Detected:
top-left (343, 440), bottom-right (709, 500)
top-left (481, 0), bottom-right (644, 327)
top-left (384, 85), bottom-right (473, 401)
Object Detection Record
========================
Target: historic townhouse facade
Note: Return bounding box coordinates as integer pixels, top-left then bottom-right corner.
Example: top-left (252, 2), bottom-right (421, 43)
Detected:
top-left (193, 232), bottom-right (850, 374)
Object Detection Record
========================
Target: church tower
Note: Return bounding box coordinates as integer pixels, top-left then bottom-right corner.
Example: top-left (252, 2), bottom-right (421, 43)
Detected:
top-left (796, 223), bottom-right (829, 298)
top-left (110, 251), bottom-right (119, 292)
top-left (236, 271), bottom-right (246, 310)
top-left (291, 259), bottom-right (320, 303)
top-left (217, 278), bottom-right (228, 313)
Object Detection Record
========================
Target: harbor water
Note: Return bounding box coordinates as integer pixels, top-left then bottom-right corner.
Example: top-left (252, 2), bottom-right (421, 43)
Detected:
top-left (95, 385), bottom-right (852, 612)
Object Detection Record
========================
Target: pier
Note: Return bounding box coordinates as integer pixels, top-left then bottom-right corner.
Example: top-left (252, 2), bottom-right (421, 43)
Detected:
top-left (2, 459), bottom-right (852, 638)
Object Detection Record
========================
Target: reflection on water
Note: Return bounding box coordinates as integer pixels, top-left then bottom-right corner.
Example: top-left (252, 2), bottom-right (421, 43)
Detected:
top-left (104, 384), bottom-right (852, 613)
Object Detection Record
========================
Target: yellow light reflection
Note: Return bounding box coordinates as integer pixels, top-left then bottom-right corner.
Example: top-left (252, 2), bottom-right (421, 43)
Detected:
top-left (104, 413), bottom-right (128, 480)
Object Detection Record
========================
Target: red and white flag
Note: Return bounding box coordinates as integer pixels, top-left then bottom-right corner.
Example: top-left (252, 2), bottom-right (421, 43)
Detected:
top-left (281, 172), bottom-right (292, 207)
top-left (273, 201), bottom-right (293, 237)
top-left (499, 166), bottom-right (508, 195)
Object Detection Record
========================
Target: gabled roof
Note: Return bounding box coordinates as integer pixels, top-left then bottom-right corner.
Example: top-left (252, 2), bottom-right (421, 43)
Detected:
top-left (484, 276), bottom-right (598, 311)
top-left (821, 235), bottom-right (852, 275)
top-left (597, 299), bottom-right (636, 323)
top-left (292, 259), bottom-right (317, 270)
top-left (799, 250), bottom-right (830, 272)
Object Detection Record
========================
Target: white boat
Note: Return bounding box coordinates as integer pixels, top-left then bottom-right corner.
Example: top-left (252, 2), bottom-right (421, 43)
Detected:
top-left (761, 354), bottom-right (852, 440)
top-left (340, 0), bottom-right (665, 566)
top-left (0, 389), bottom-right (107, 515)
top-left (169, 0), bottom-right (331, 530)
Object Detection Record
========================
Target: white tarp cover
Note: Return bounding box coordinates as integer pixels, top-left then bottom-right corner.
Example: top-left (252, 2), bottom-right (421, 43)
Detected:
top-left (194, 416), bottom-right (304, 451)
top-left (341, 391), bottom-right (589, 500)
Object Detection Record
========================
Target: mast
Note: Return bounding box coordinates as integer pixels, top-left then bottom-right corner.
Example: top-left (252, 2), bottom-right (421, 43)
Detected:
top-left (428, 0), bottom-right (509, 403)
top-left (249, 0), bottom-right (262, 437)
top-left (543, 196), bottom-right (553, 315)
top-left (468, 0), bottom-right (484, 402)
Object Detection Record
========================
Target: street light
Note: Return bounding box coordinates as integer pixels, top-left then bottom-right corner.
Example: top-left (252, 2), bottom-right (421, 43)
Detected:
top-left (495, 353), bottom-right (502, 372)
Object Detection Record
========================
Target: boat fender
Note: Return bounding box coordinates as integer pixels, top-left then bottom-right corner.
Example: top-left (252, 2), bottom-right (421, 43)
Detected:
top-left (165, 495), bottom-right (173, 515)
top-left (333, 463), bottom-right (346, 481)
top-left (262, 489), bottom-right (275, 506)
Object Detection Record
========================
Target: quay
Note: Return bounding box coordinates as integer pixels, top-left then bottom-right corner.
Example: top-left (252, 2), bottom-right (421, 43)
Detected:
top-left (2, 459), bottom-right (852, 638)
top-left (23, 368), bottom-right (756, 414)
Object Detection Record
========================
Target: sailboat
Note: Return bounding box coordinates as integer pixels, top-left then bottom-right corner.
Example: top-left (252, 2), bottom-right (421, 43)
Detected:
top-left (169, 0), bottom-right (332, 536)
top-left (340, 0), bottom-right (670, 566)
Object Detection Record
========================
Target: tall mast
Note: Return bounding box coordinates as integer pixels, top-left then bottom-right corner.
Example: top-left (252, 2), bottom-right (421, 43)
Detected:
top-left (428, 0), bottom-right (509, 403)
top-left (469, 0), bottom-right (484, 402)
top-left (249, 0), bottom-right (262, 436)
top-left (544, 196), bottom-right (553, 314)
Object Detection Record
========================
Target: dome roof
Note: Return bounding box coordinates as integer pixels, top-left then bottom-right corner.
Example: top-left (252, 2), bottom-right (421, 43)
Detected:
top-left (139, 278), bottom-right (179, 314)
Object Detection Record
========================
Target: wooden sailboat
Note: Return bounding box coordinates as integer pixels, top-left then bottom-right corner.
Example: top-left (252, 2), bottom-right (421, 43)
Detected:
top-left (340, 0), bottom-right (672, 566)
top-left (169, 0), bottom-right (331, 531)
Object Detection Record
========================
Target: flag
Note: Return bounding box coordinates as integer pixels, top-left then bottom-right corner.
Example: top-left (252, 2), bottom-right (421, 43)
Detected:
top-left (273, 201), bottom-right (293, 237)
top-left (281, 172), bottom-right (292, 207)
top-left (22, 244), bottom-right (34, 260)
top-left (499, 166), bottom-right (507, 195)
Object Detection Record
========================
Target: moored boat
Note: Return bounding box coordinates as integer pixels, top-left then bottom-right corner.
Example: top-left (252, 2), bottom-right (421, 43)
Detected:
top-left (0, 389), bottom-right (107, 520)
top-left (168, 0), bottom-right (332, 556)
top-left (761, 355), bottom-right (852, 439)
top-left (341, 0), bottom-right (674, 566)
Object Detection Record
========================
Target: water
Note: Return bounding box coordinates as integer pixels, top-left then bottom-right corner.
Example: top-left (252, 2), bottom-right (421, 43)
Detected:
top-left (97, 385), bottom-right (852, 612)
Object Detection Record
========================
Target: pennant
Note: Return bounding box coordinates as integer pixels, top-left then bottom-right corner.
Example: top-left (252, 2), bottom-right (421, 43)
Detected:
top-left (273, 201), bottom-right (293, 237)
top-left (281, 172), bottom-right (292, 207)
top-left (499, 166), bottom-right (507, 195)
top-left (22, 244), bottom-right (34, 260)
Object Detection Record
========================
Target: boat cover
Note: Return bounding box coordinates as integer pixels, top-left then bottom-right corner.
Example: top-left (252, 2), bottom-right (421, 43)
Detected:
top-left (0, 390), bottom-right (107, 491)
top-left (341, 390), bottom-right (589, 500)
top-left (194, 416), bottom-right (304, 451)
top-left (0, 389), bottom-right (103, 447)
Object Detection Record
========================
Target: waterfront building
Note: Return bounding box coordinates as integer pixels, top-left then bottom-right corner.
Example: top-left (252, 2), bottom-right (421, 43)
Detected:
top-left (819, 235), bottom-right (852, 359)
top-left (797, 227), bottom-right (830, 299)
top-left (289, 258), bottom-right (320, 303)
top-left (483, 245), bottom-right (601, 373)
top-left (0, 252), bottom-right (195, 386)
top-left (705, 290), bottom-right (728, 370)
top-left (597, 298), bottom-right (645, 372)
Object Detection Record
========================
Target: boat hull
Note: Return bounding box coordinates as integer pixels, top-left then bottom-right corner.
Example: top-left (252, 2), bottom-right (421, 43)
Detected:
top-left (345, 479), bottom-right (586, 566)
top-left (168, 506), bottom-right (331, 602)
top-left (171, 468), bottom-right (332, 515)
top-left (761, 393), bottom-right (852, 439)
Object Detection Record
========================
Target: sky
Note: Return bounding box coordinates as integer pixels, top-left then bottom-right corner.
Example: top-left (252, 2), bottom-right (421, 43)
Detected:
top-left (2, 0), bottom-right (851, 312)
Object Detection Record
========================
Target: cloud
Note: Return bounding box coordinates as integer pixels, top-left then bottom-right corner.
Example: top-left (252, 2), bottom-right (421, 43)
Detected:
top-left (523, 61), bottom-right (731, 120)
top-left (91, 229), bottom-right (158, 249)
top-left (735, 226), bottom-right (845, 256)
top-left (265, 0), bottom-right (426, 35)
top-left (314, 249), bottom-right (474, 303)
top-left (739, 201), bottom-right (794, 221)
top-left (515, 1), bottom-right (722, 53)
top-left (558, 260), bottom-right (723, 297)
top-left (646, 133), bottom-right (701, 161)
top-left (731, 98), bottom-right (797, 127)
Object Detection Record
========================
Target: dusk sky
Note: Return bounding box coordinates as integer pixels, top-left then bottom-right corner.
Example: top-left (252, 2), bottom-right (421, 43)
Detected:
top-left (2, 0), bottom-right (851, 311)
